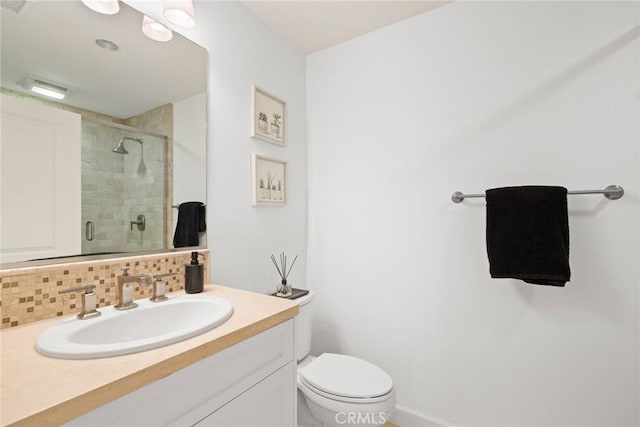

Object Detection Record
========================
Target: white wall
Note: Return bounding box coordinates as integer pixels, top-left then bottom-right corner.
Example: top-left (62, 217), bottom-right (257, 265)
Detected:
top-left (173, 92), bottom-right (207, 243)
top-left (307, 2), bottom-right (639, 426)
top-left (127, 1), bottom-right (307, 293)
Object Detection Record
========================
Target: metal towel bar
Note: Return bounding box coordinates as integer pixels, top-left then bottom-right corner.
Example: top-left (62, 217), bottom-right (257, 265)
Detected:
top-left (451, 185), bottom-right (624, 203)
top-left (172, 202), bottom-right (206, 209)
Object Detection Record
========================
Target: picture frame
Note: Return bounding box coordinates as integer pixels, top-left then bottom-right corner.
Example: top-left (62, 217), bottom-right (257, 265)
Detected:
top-left (250, 85), bottom-right (286, 146)
top-left (252, 154), bottom-right (287, 206)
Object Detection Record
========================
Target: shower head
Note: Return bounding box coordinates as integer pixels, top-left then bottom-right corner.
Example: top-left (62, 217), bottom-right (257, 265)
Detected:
top-left (112, 139), bottom-right (128, 154)
top-left (112, 136), bottom-right (143, 154)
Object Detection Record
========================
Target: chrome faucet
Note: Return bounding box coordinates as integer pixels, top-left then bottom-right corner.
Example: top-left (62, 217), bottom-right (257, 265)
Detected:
top-left (114, 267), bottom-right (152, 310)
top-left (59, 284), bottom-right (101, 319)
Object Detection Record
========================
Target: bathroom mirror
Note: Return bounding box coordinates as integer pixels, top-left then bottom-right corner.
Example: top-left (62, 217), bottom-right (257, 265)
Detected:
top-left (0, 1), bottom-right (207, 267)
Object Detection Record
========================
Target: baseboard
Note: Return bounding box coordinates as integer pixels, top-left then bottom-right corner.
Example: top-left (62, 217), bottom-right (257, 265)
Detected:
top-left (390, 405), bottom-right (453, 427)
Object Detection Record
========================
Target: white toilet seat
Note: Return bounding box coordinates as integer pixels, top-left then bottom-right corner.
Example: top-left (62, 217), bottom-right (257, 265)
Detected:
top-left (299, 353), bottom-right (394, 400)
top-left (298, 374), bottom-right (396, 414)
top-left (298, 375), bottom-right (393, 404)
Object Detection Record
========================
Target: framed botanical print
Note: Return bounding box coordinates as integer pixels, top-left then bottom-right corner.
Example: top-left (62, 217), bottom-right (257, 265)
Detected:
top-left (251, 154), bottom-right (287, 206)
top-left (250, 85), bottom-right (286, 146)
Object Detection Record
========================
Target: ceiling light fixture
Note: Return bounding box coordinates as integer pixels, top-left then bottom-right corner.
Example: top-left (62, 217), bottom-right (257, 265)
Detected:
top-left (19, 76), bottom-right (68, 100)
top-left (80, 0), bottom-right (119, 15)
top-left (142, 15), bottom-right (173, 42)
top-left (95, 38), bottom-right (119, 51)
top-left (163, 0), bottom-right (195, 28)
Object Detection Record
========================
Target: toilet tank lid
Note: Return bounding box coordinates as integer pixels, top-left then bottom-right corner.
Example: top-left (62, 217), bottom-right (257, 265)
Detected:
top-left (296, 291), bottom-right (314, 306)
top-left (299, 353), bottom-right (393, 399)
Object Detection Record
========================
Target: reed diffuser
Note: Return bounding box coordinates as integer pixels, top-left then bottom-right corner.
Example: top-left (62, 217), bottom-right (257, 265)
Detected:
top-left (271, 252), bottom-right (298, 296)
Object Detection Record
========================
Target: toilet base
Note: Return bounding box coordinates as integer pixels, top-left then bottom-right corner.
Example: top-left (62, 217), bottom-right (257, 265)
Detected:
top-left (298, 389), bottom-right (324, 427)
top-left (297, 384), bottom-right (395, 427)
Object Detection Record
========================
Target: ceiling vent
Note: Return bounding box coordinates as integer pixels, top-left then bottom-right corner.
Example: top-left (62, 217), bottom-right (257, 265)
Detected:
top-left (1, 0), bottom-right (27, 15)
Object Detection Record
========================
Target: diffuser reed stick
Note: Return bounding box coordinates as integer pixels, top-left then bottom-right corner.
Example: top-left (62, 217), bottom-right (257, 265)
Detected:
top-left (271, 252), bottom-right (298, 296)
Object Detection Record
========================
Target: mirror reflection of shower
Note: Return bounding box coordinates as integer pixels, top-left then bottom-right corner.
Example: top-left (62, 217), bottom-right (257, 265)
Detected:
top-left (112, 136), bottom-right (147, 175)
top-left (81, 118), bottom-right (167, 256)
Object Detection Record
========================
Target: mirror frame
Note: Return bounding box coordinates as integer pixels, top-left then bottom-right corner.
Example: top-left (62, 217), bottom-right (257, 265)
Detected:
top-left (0, 246), bottom-right (207, 270)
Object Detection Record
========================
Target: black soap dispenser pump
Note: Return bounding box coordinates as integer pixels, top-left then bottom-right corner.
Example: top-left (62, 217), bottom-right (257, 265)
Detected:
top-left (185, 251), bottom-right (204, 294)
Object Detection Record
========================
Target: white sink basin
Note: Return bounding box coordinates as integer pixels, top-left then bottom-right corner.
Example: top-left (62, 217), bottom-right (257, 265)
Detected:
top-left (35, 295), bottom-right (233, 359)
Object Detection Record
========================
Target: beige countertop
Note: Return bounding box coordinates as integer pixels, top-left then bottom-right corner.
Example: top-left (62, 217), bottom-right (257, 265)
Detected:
top-left (0, 285), bottom-right (299, 426)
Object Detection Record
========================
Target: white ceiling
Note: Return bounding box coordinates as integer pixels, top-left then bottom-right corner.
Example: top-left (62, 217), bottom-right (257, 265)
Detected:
top-left (0, 1), bottom-right (206, 119)
top-left (1, 1), bottom-right (446, 118)
top-left (242, 1), bottom-right (449, 54)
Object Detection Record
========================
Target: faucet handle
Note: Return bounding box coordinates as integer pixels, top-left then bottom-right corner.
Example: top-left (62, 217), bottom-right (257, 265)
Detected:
top-left (149, 273), bottom-right (177, 303)
top-left (59, 285), bottom-right (101, 320)
top-left (121, 267), bottom-right (130, 275)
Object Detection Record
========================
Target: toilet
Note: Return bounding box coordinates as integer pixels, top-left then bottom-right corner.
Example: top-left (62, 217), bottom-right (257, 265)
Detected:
top-left (295, 292), bottom-right (396, 427)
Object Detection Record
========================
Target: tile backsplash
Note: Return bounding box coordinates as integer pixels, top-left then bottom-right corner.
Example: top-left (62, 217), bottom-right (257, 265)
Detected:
top-left (0, 250), bottom-right (209, 329)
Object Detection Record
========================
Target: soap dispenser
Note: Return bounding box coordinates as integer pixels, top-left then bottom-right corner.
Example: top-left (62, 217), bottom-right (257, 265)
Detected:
top-left (185, 252), bottom-right (204, 294)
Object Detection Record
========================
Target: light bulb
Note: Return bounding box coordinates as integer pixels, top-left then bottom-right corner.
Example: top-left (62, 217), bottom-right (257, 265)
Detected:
top-left (142, 15), bottom-right (173, 42)
top-left (81, 0), bottom-right (119, 15)
top-left (163, 0), bottom-right (195, 28)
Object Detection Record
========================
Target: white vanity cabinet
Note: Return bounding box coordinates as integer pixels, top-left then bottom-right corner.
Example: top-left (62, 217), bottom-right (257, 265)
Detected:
top-left (66, 320), bottom-right (296, 426)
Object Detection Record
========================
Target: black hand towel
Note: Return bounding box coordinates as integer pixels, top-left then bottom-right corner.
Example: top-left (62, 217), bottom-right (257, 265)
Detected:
top-left (173, 202), bottom-right (206, 248)
top-left (486, 186), bottom-right (570, 286)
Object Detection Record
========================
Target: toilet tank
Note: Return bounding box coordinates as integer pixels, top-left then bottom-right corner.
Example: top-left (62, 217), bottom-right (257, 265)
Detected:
top-left (294, 291), bottom-right (314, 361)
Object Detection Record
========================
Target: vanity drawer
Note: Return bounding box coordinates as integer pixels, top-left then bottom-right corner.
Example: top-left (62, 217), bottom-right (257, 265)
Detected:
top-left (66, 319), bottom-right (294, 426)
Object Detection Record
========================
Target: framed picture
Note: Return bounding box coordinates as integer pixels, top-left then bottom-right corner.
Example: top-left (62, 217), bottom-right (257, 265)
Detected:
top-left (252, 154), bottom-right (287, 206)
top-left (250, 85), bottom-right (286, 146)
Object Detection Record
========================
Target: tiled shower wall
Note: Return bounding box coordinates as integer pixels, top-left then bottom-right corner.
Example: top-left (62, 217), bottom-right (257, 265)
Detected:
top-left (125, 104), bottom-right (174, 248)
top-left (122, 131), bottom-right (166, 252)
top-left (0, 250), bottom-right (209, 329)
top-left (82, 104), bottom-right (172, 254)
top-left (81, 121), bottom-right (166, 254)
top-left (81, 120), bottom-right (126, 253)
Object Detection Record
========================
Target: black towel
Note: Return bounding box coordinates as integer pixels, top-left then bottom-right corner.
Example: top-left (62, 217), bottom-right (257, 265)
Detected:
top-left (486, 186), bottom-right (570, 286)
top-left (173, 202), bottom-right (206, 248)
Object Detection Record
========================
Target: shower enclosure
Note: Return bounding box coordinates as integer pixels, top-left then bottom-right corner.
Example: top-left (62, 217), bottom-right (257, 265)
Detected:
top-left (81, 118), bottom-right (168, 255)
